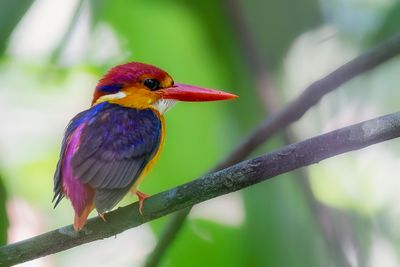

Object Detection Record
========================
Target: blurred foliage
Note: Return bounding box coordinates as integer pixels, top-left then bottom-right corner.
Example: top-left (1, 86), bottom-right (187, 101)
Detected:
top-left (0, 0), bottom-right (33, 56)
top-left (165, 220), bottom-right (246, 267)
top-left (0, 174), bottom-right (8, 246)
top-left (1, 0), bottom-right (400, 266)
top-left (238, 0), bottom-right (322, 67)
top-left (243, 176), bottom-right (331, 266)
top-left (368, 2), bottom-right (400, 46)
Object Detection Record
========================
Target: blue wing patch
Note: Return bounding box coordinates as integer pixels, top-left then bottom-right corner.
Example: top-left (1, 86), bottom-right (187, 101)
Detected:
top-left (98, 84), bottom-right (123, 94)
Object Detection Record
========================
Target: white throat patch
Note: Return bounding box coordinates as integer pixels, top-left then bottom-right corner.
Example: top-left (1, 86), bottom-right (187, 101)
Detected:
top-left (153, 99), bottom-right (177, 114)
top-left (95, 91), bottom-right (126, 104)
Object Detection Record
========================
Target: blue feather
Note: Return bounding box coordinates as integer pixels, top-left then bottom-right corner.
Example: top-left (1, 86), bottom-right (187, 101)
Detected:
top-left (98, 84), bottom-right (123, 94)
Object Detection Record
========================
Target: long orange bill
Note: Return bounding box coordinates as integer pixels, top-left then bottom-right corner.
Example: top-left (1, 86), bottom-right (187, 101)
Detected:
top-left (159, 83), bottom-right (238, 102)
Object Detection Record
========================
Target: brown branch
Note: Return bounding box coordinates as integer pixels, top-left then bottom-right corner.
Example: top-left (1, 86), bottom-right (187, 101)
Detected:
top-left (1, 111), bottom-right (400, 266)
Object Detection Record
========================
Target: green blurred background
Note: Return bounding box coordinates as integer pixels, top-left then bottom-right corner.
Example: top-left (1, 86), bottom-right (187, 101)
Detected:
top-left (1, 0), bottom-right (400, 266)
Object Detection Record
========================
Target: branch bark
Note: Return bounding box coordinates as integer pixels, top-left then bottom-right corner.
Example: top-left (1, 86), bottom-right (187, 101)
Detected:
top-left (2, 111), bottom-right (400, 266)
top-left (145, 31), bottom-right (400, 267)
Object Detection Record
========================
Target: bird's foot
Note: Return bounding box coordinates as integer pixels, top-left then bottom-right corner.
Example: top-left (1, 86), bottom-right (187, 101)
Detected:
top-left (98, 212), bottom-right (106, 222)
top-left (136, 191), bottom-right (149, 215)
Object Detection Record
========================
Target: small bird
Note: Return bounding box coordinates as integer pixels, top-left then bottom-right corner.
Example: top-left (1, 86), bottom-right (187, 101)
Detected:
top-left (53, 62), bottom-right (237, 231)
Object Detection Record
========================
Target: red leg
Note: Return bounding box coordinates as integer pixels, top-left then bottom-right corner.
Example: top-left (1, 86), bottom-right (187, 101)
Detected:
top-left (98, 212), bottom-right (106, 222)
top-left (136, 191), bottom-right (149, 215)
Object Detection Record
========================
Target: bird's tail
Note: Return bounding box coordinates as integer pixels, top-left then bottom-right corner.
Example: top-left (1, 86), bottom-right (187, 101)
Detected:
top-left (73, 203), bottom-right (94, 231)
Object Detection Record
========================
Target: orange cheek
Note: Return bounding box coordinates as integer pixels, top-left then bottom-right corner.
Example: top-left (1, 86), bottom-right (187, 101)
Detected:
top-left (110, 88), bottom-right (160, 109)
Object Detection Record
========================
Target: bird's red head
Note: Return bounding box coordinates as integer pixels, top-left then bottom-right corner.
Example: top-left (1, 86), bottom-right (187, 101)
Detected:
top-left (92, 62), bottom-right (237, 112)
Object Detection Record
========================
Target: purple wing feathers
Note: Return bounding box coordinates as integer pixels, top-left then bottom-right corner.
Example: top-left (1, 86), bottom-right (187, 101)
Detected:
top-left (53, 102), bottom-right (162, 213)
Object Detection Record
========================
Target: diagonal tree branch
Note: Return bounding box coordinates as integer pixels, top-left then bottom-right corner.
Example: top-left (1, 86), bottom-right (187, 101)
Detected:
top-left (223, 0), bottom-right (359, 264)
top-left (1, 111), bottom-right (400, 266)
top-left (145, 30), bottom-right (400, 267)
top-left (221, 31), bottom-right (400, 169)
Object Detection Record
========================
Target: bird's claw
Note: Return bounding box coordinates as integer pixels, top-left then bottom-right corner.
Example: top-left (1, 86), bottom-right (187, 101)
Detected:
top-left (136, 191), bottom-right (149, 215)
top-left (98, 213), bottom-right (106, 222)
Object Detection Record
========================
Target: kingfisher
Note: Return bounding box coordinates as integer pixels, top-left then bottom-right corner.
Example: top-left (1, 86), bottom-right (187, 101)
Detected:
top-left (52, 62), bottom-right (237, 231)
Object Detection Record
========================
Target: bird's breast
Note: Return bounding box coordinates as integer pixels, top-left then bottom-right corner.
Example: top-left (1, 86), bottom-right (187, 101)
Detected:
top-left (130, 108), bottom-right (166, 192)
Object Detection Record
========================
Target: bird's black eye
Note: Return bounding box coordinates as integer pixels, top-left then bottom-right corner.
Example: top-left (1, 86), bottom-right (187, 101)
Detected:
top-left (143, 79), bottom-right (160, 91)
